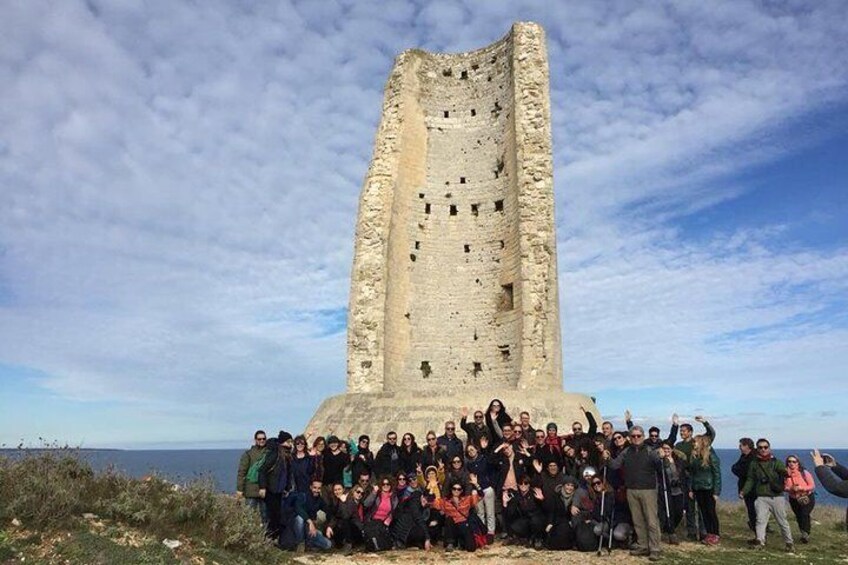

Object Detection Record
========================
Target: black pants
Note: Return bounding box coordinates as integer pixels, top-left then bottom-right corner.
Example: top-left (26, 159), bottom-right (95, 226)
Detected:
top-left (443, 518), bottom-right (476, 551)
top-left (265, 492), bottom-right (283, 539)
top-left (658, 492), bottom-right (685, 534)
top-left (334, 519), bottom-right (363, 546)
top-left (693, 491), bottom-right (720, 536)
top-left (743, 494), bottom-right (757, 531)
top-left (685, 491), bottom-right (707, 536)
top-left (507, 514), bottom-right (546, 540)
top-left (789, 494), bottom-right (816, 535)
top-left (405, 524), bottom-right (428, 548)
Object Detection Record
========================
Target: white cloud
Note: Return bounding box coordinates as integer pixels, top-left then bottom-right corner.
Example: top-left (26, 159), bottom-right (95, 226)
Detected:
top-left (0, 1), bottom-right (847, 445)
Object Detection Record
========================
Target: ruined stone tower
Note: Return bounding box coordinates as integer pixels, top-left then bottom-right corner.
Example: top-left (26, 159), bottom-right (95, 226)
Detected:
top-left (308, 23), bottom-right (598, 439)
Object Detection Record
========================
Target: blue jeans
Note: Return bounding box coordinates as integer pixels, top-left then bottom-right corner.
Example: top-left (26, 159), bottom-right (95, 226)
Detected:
top-left (246, 497), bottom-right (268, 526)
top-left (293, 516), bottom-right (333, 550)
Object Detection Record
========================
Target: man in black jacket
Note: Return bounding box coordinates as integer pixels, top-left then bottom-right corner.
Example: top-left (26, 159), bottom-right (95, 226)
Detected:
top-left (374, 431), bottom-right (401, 478)
top-left (731, 438), bottom-right (757, 532)
top-left (607, 425), bottom-right (663, 562)
top-left (351, 435), bottom-right (374, 482)
top-left (460, 407), bottom-right (492, 447)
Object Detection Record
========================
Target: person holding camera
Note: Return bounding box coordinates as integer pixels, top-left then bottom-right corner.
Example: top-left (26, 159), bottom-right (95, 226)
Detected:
top-left (811, 449), bottom-right (848, 532)
top-left (740, 438), bottom-right (794, 552)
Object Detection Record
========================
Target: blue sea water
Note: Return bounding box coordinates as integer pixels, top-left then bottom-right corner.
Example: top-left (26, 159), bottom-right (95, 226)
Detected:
top-left (5, 448), bottom-right (846, 507)
top-left (68, 448), bottom-right (848, 507)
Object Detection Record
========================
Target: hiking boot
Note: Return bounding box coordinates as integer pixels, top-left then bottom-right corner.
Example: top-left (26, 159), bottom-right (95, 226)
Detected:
top-left (486, 533), bottom-right (494, 545)
top-left (785, 543), bottom-right (795, 553)
top-left (746, 538), bottom-right (761, 546)
top-left (648, 552), bottom-right (662, 562)
top-left (533, 538), bottom-right (544, 550)
top-left (503, 536), bottom-right (516, 546)
top-left (445, 543), bottom-right (455, 552)
top-left (667, 533), bottom-right (679, 545)
top-left (342, 543), bottom-right (353, 555)
top-left (800, 532), bottom-right (809, 544)
top-left (498, 531), bottom-right (509, 539)
top-left (295, 542), bottom-right (305, 554)
top-left (630, 548), bottom-right (650, 556)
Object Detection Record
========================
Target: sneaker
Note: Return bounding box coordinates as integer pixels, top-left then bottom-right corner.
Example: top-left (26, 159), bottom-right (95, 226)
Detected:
top-left (498, 531), bottom-right (509, 540)
top-left (533, 538), bottom-right (544, 550)
top-left (630, 548), bottom-right (650, 556)
top-left (648, 551), bottom-right (662, 562)
top-left (342, 543), bottom-right (353, 555)
top-left (486, 533), bottom-right (494, 545)
top-left (445, 543), bottom-right (455, 552)
top-left (800, 532), bottom-right (809, 544)
top-left (785, 543), bottom-right (795, 553)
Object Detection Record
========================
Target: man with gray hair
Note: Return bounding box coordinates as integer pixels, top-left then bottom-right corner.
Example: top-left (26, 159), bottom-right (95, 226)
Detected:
top-left (606, 425), bottom-right (663, 561)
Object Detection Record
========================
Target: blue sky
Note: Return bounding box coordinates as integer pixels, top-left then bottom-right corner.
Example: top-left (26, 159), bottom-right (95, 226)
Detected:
top-left (1, 1), bottom-right (846, 449)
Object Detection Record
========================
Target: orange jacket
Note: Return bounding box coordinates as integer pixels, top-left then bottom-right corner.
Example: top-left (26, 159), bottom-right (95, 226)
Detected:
top-left (784, 468), bottom-right (815, 498)
top-left (432, 491), bottom-right (481, 523)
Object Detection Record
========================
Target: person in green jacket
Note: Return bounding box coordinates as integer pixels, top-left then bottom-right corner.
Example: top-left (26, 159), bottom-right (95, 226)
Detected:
top-left (740, 438), bottom-right (794, 552)
top-left (675, 415), bottom-right (714, 540)
top-left (687, 435), bottom-right (721, 545)
top-left (236, 429), bottom-right (270, 526)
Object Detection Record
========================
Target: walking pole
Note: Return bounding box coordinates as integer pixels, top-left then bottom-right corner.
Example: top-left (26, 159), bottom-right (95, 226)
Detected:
top-left (661, 462), bottom-right (671, 535)
top-left (694, 498), bottom-right (701, 542)
top-left (607, 500), bottom-right (615, 554)
top-left (597, 467), bottom-right (607, 556)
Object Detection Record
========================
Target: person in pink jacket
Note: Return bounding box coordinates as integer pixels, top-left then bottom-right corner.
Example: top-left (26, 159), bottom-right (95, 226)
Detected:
top-left (784, 454), bottom-right (816, 543)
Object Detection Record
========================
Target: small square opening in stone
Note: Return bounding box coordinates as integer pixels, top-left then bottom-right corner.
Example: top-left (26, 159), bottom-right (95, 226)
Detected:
top-left (471, 203), bottom-right (479, 216)
top-left (421, 361), bottom-right (432, 378)
top-left (464, 244), bottom-right (470, 253)
top-left (499, 283), bottom-right (514, 311)
top-left (499, 345), bottom-right (511, 361)
top-left (471, 63), bottom-right (479, 71)
top-left (473, 362), bottom-right (482, 376)
top-left (450, 205), bottom-right (458, 216)
top-left (419, 192), bottom-right (425, 199)
top-left (415, 241), bottom-right (420, 250)
top-left (442, 68), bottom-right (452, 77)
top-left (443, 110), bottom-right (449, 118)
top-left (410, 253), bottom-right (416, 262)
top-left (495, 199), bottom-right (504, 212)
top-left (460, 177), bottom-right (466, 184)
top-left (460, 70), bottom-right (468, 79)
top-left (471, 109), bottom-right (476, 117)
top-left (425, 203), bottom-right (431, 214)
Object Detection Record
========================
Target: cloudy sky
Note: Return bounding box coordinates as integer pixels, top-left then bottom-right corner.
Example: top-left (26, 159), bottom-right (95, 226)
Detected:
top-left (1, 1), bottom-right (846, 449)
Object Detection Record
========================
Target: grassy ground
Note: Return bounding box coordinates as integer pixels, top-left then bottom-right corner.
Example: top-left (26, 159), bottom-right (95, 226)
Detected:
top-left (1, 452), bottom-right (845, 564)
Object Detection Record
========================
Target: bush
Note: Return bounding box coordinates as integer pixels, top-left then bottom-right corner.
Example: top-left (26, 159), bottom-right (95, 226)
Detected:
top-left (0, 451), bottom-right (272, 558)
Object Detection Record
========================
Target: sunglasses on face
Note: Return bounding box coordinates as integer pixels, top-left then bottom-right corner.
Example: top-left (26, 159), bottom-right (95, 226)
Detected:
top-left (630, 434), bottom-right (643, 438)
top-left (403, 437), bottom-right (412, 441)
top-left (592, 481), bottom-right (603, 486)
top-left (474, 415), bottom-right (484, 419)
top-left (397, 477), bottom-right (407, 482)
top-left (388, 437), bottom-right (397, 441)
top-left (353, 489), bottom-right (363, 494)
top-left (427, 437), bottom-right (436, 441)
top-left (787, 460), bottom-right (798, 464)
top-left (614, 436), bottom-right (623, 441)
top-left (572, 427), bottom-right (582, 432)
top-left (452, 460), bottom-right (462, 464)
top-left (381, 482), bottom-right (391, 487)
top-left (256, 438), bottom-right (267, 441)
top-left (649, 434), bottom-right (659, 438)
top-left (451, 486), bottom-right (463, 491)
top-left (757, 445), bottom-right (769, 450)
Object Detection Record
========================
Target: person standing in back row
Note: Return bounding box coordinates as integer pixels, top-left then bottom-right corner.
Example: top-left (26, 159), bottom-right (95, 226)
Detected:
top-left (741, 438), bottom-right (794, 553)
top-left (236, 430), bottom-right (270, 526)
top-left (675, 415), bottom-right (714, 540)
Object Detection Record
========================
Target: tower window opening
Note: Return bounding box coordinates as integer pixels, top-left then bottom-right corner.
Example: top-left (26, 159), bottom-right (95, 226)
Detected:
top-left (419, 192), bottom-right (425, 199)
top-left (471, 203), bottom-right (479, 216)
top-left (460, 177), bottom-right (466, 184)
top-left (499, 345), bottom-right (511, 361)
top-left (499, 283), bottom-right (514, 311)
top-left (415, 241), bottom-right (420, 250)
top-left (464, 244), bottom-right (470, 253)
top-left (425, 203), bottom-right (431, 214)
top-left (471, 109), bottom-right (476, 117)
top-left (494, 199), bottom-right (504, 212)
top-left (421, 361), bottom-right (432, 378)
top-left (460, 70), bottom-right (468, 79)
top-left (450, 205), bottom-right (458, 216)
top-left (442, 68), bottom-right (452, 77)
top-left (443, 110), bottom-right (450, 118)
top-left (410, 253), bottom-right (416, 262)
top-left (473, 362), bottom-right (482, 376)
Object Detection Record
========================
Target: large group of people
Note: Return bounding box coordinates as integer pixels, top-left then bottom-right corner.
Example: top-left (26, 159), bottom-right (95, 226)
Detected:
top-left (236, 400), bottom-right (848, 560)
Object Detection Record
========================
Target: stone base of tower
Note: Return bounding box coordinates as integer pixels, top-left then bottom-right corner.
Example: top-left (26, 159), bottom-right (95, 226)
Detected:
top-left (306, 390), bottom-right (600, 444)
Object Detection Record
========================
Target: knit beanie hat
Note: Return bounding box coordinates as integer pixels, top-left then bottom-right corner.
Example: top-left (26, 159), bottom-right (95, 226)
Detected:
top-left (278, 430), bottom-right (293, 443)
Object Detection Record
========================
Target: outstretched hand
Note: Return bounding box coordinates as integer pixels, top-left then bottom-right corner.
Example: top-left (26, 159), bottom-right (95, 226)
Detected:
top-left (460, 406), bottom-right (468, 418)
top-left (811, 449), bottom-right (824, 467)
top-left (672, 413), bottom-right (679, 425)
top-left (694, 415), bottom-right (705, 423)
top-left (624, 409), bottom-right (632, 421)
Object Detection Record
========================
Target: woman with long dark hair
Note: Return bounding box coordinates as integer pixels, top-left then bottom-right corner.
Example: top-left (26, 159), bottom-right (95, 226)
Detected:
top-left (484, 399), bottom-right (512, 442)
top-left (399, 433), bottom-right (422, 475)
top-left (784, 454), bottom-right (816, 543)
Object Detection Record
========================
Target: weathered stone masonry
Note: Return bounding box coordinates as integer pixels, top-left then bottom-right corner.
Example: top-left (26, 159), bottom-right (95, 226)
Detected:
top-left (309, 23), bottom-right (597, 439)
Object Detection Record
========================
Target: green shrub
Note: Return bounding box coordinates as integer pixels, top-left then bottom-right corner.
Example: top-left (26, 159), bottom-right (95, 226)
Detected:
top-left (0, 451), bottom-right (273, 558)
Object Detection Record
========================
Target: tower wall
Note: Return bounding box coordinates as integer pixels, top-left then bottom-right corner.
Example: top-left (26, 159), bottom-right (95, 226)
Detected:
top-left (347, 22), bottom-right (562, 394)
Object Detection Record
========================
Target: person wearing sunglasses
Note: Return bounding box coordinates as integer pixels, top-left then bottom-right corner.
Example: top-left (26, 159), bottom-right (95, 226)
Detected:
top-left (236, 430), bottom-right (270, 526)
top-left (658, 442), bottom-right (686, 545)
top-left (421, 430), bottom-right (448, 470)
top-left (605, 425), bottom-right (663, 561)
top-left (374, 431), bottom-right (402, 478)
top-left (437, 421), bottom-right (465, 463)
top-left (811, 449), bottom-right (848, 533)
top-left (783, 455), bottom-right (816, 543)
top-left (504, 475), bottom-right (546, 547)
top-left (290, 434), bottom-right (320, 494)
top-left (292, 479), bottom-right (333, 551)
top-left (731, 438), bottom-right (758, 533)
top-left (740, 438), bottom-right (794, 552)
top-left (465, 443), bottom-right (496, 544)
top-left (327, 483), bottom-right (366, 554)
top-left (362, 477), bottom-right (398, 551)
top-left (430, 476), bottom-right (484, 552)
top-left (351, 435), bottom-right (374, 485)
top-left (391, 472), bottom-right (433, 551)
top-left (459, 406), bottom-right (493, 448)
top-left (484, 398), bottom-right (513, 442)
top-left (399, 433), bottom-right (423, 475)
top-left (687, 435), bottom-right (722, 546)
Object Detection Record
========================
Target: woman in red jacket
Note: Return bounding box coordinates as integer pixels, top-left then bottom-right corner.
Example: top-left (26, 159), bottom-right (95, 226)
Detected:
top-left (431, 476), bottom-right (483, 552)
top-left (784, 454), bottom-right (816, 543)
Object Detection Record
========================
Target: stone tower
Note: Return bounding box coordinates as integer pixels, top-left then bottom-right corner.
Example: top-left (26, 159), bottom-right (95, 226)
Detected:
top-left (307, 22), bottom-right (598, 440)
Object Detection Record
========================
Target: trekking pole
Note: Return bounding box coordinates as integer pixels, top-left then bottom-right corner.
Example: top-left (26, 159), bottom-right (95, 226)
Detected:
top-left (607, 501), bottom-right (615, 554)
top-left (661, 462), bottom-right (671, 534)
top-left (596, 467), bottom-right (607, 556)
top-left (694, 498), bottom-right (701, 542)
